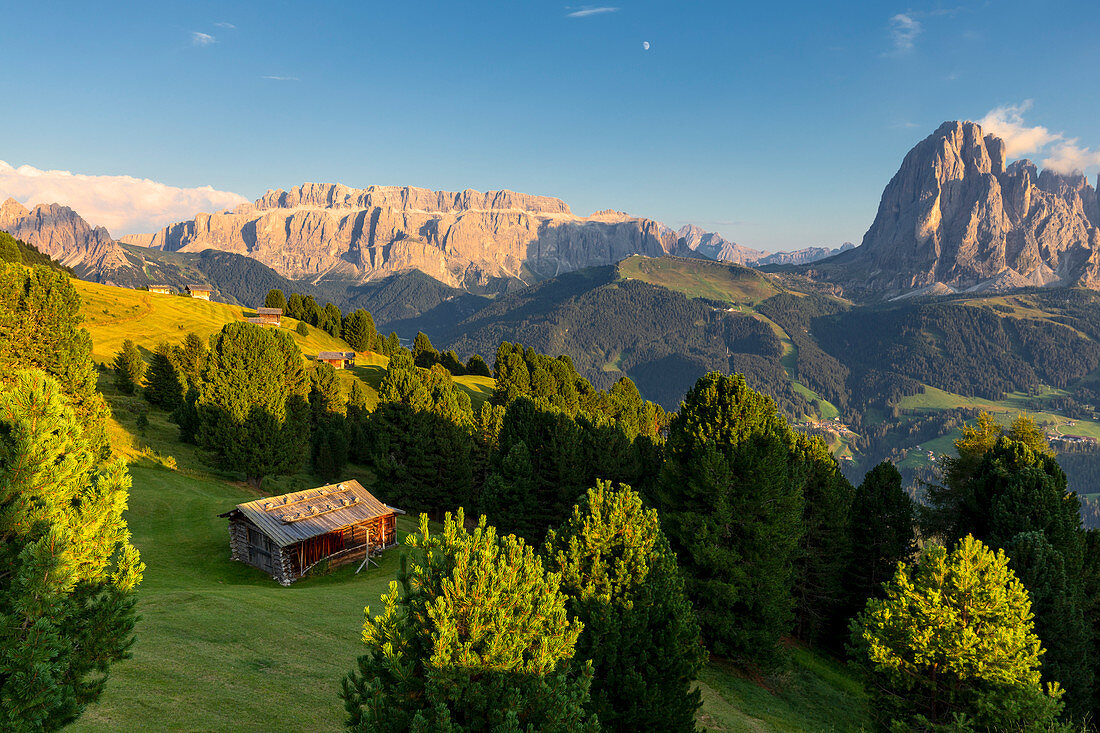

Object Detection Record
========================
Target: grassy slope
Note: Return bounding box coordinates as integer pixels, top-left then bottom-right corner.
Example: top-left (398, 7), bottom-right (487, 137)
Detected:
top-left (75, 279), bottom-right (494, 410)
top-left (70, 278), bottom-right (866, 731)
top-left (618, 254), bottom-right (781, 306)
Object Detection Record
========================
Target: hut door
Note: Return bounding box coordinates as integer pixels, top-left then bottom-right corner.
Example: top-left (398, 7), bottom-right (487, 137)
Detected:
top-left (247, 527), bottom-right (275, 574)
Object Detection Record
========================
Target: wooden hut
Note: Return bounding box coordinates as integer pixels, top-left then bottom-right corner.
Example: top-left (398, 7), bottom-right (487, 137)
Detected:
top-left (219, 480), bottom-right (400, 585)
top-left (255, 307), bottom-right (282, 326)
top-left (317, 350), bottom-right (355, 369)
top-left (186, 284), bottom-right (212, 300)
top-left (147, 284), bottom-right (172, 295)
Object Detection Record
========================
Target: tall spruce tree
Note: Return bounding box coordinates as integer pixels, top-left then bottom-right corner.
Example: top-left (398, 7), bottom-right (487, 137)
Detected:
top-left (144, 342), bottom-right (184, 410)
top-left (962, 437), bottom-right (1092, 720)
top-left (0, 371), bottom-right (144, 731)
top-left (341, 510), bottom-right (597, 733)
top-left (543, 482), bottom-right (705, 732)
top-left (112, 339), bottom-right (146, 395)
top-left (844, 461), bottom-right (916, 618)
top-left (195, 322), bottom-right (310, 486)
top-left (368, 352), bottom-right (475, 515)
top-left (342, 309), bottom-right (378, 352)
top-left (264, 289), bottom-right (287, 310)
top-left (412, 331), bottom-right (439, 369)
top-left (650, 372), bottom-right (804, 663)
top-left (0, 262), bottom-right (112, 457)
top-left (790, 432), bottom-right (855, 649)
top-left (309, 363), bottom-right (348, 480)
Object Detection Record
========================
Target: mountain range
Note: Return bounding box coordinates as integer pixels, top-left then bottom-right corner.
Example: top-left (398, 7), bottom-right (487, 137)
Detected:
top-left (5, 118), bottom-right (1100, 311)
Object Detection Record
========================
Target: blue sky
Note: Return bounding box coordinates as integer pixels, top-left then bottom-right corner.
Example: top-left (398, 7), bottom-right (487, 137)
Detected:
top-left (2, 1), bottom-right (1099, 250)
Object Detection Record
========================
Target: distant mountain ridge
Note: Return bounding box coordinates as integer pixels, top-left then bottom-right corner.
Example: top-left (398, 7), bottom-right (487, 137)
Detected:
top-left (812, 120), bottom-right (1100, 296)
top-left (120, 183), bottom-right (690, 290)
top-left (677, 224), bottom-right (854, 267)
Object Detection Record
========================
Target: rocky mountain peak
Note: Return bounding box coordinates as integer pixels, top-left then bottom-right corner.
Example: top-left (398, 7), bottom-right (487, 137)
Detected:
top-left (831, 120), bottom-right (1100, 294)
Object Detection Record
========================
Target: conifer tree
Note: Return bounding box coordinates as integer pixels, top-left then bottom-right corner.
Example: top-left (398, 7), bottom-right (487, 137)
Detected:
top-left (195, 322), bottom-right (310, 486)
top-left (851, 535), bottom-right (1063, 730)
top-left (465, 353), bottom-right (492, 377)
top-left (341, 510), bottom-right (597, 733)
top-left (112, 339), bottom-right (146, 395)
top-left (309, 363), bottom-right (348, 479)
top-left (543, 482), bottom-right (705, 732)
top-left (144, 342), bottom-right (184, 410)
top-left (0, 262), bottom-right (112, 457)
top-left (285, 292), bottom-right (304, 320)
top-left (791, 432), bottom-right (854, 649)
top-left (368, 352), bottom-right (475, 514)
top-left (412, 331), bottom-right (439, 369)
top-left (342, 309), bottom-right (378, 352)
top-left (322, 302), bottom-right (343, 337)
top-left (651, 372), bottom-right (804, 663)
top-left (0, 231), bottom-right (22, 263)
top-left (0, 371), bottom-right (144, 731)
top-left (844, 461), bottom-right (915, 616)
top-left (171, 332), bottom-right (208, 393)
top-left (264, 288), bottom-right (287, 310)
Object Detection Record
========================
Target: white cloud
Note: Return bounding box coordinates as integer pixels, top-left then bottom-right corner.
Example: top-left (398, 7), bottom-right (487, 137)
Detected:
top-left (1041, 140), bottom-right (1100, 176)
top-left (191, 31), bottom-right (216, 46)
top-left (979, 101), bottom-right (1100, 174)
top-left (0, 160), bottom-right (248, 237)
top-left (978, 101), bottom-right (1059, 156)
top-left (213, 22), bottom-right (236, 29)
top-left (262, 75), bottom-right (300, 81)
top-left (888, 13), bottom-right (922, 54)
top-left (566, 6), bottom-right (619, 18)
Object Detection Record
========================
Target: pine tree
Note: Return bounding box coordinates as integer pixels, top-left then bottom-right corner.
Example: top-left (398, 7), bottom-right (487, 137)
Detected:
top-left (171, 332), bottom-right (208, 393)
top-left (144, 342), bottom-right (184, 410)
top-left (286, 292), bottom-right (304, 320)
top-left (309, 363), bottom-right (349, 479)
top-left (412, 331), bottom-right (439, 369)
top-left (0, 262), bottom-right (112, 457)
top-left (112, 339), bottom-right (146, 395)
top-left (465, 353), bottom-right (492, 377)
top-left (791, 432), bottom-right (854, 649)
top-left (491, 343), bottom-right (530, 405)
top-left (342, 309), bottom-right (378, 352)
top-left (844, 461), bottom-right (916, 617)
top-left (341, 510), bottom-right (597, 733)
top-left (379, 332), bottom-right (399, 355)
top-left (264, 289), bottom-right (287, 310)
top-left (650, 372), bottom-right (804, 663)
top-left (0, 371), bottom-right (144, 731)
top-left (851, 535), bottom-right (1063, 730)
top-left (322, 302), bottom-right (343, 337)
top-left (543, 482), bottom-right (705, 732)
top-left (0, 231), bottom-right (22, 263)
top-left (195, 322), bottom-right (311, 486)
top-left (368, 352), bottom-right (475, 515)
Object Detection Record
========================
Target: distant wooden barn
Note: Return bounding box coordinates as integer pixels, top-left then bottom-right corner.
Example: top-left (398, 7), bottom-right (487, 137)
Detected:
top-left (219, 480), bottom-right (400, 585)
top-left (317, 350), bottom-right (355, 369)
top-left (245, 308), bottom-right (282, 326)
top-left (186, 284), bottom-right (212, 300)
top-left (147, 284), bottom-right (172, 295)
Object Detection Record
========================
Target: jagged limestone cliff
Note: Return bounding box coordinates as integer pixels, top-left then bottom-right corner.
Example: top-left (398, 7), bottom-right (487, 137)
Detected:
top-left (122, 183), bottom-right (687, 288)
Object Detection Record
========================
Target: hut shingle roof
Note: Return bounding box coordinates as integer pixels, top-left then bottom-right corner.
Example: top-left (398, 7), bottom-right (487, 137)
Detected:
top-left (219, 480), bottom-right (395, 547)
top-left (256, 307), bottom-right (283, 315)
top-left (317, 351), bottom-right (355, 360)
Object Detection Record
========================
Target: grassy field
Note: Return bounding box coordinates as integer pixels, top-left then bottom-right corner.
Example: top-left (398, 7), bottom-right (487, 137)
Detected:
top-left (75, 279), bottom-right (495, 412)
top-left (618, 254), bottom-right (782, 306)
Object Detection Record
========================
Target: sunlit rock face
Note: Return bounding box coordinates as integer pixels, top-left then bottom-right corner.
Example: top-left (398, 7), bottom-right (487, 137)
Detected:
top-left (121, 183), bottom-right (688, 288)
top-left (0, 197), bottom-right (131, 273)
top-left (833, 121), bottom-right (1100, 293)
